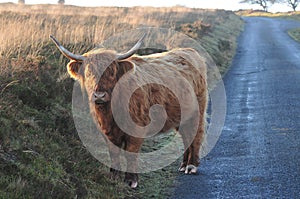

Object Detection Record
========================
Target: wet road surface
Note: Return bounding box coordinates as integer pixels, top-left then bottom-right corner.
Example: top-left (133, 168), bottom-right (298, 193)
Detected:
top-left (171, 17), bottom-right (300, 198)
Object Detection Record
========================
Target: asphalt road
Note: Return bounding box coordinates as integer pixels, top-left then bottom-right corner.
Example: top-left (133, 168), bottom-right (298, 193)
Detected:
top-left (171, 17), bottom-right (300, 198)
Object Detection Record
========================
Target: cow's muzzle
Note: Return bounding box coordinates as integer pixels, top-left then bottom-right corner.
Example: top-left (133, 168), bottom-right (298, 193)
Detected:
top-left (92, 91), bottom-right (110, 104)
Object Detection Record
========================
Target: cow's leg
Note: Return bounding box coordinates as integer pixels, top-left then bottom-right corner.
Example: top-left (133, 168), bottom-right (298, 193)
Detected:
top-left (178, 150), bottom-right (189, 172)
top-left (178, 122), bottom-right (196, 173)
top-left (176, 126), bottom-right (192, 172)
top-left (185, 94), bottom-right (207, 174)
top-left (185, 120), bottom-right (205, 174)
top-left (179, 110), bottom-right (206, 174)
top-left (107, 127), bottom-right (123, 179)
top-left (124, 136), bottom-right (144, 188)
top-left (181, 127), bottom-right (204, 174)
top-left (185, 133), bottom-right (202, 174)
top-left (107, 141), bottom-right (122, 179)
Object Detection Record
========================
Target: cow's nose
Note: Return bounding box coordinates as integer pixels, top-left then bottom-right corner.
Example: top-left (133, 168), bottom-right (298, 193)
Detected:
top-left (94, 92), bottom-right (106, 99)
top-left (93, 91), bottom-right (109, 104)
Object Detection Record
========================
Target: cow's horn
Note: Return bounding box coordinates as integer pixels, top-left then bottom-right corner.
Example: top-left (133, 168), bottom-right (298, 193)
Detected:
top-left (50, 35), bottom-right (86, 62)
top-left (116, 33), bottom-right (146, 60)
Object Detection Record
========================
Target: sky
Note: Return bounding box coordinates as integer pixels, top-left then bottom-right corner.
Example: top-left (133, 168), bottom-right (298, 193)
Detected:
top-left (0, 0), bottom-right (292, 12)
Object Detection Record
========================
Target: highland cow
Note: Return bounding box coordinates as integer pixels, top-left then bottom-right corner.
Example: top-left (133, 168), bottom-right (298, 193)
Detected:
top-left (50, 34), bottom-right (208, 188)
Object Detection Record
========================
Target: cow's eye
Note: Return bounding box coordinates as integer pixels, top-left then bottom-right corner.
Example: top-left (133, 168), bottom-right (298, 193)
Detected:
top-left (110, 70), bottom-right (115, 77)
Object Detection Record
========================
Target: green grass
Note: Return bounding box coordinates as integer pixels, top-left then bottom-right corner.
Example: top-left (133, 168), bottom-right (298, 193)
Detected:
top-left (288, 28), bottom-right (300, 42)
top-left (0, 4), bottom-right (243, 198)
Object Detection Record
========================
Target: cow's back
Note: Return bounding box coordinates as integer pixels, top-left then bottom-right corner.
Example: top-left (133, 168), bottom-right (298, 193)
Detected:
top-left (117, 48), bottom-right (207, 133)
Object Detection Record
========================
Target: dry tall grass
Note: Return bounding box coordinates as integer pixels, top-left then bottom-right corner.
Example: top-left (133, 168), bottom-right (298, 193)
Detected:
top-left (0, 3), bottom-right (243, 80)
top-left (0, 3), bottom-right (234, 58)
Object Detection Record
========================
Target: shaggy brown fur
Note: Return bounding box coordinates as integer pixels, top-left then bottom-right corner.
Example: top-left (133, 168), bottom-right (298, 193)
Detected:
top-left (66, 47), bottom-right (208, 188)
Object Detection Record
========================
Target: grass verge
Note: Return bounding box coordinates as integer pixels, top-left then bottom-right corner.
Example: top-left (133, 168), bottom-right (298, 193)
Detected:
top-left (288, 28), bottom-right (300, 42)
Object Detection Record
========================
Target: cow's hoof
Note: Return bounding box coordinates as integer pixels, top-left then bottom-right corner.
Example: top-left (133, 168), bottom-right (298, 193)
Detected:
top-left (125, 173), bottom-right (138, 188)
top-left (184, 165), bottom-right (197, 174)
top-left (178, 162), bottom-right (187, 172)
top-left (125, 179), bottom-right (138, 188)
top-left (178, 165), bottom-right (186, 172)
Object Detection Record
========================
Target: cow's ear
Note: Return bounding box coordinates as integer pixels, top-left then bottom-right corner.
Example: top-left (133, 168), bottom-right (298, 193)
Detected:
top-left (67, 60), bottom-right (83, 80)
top-left (117, 60), bottom-right (135, 79)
